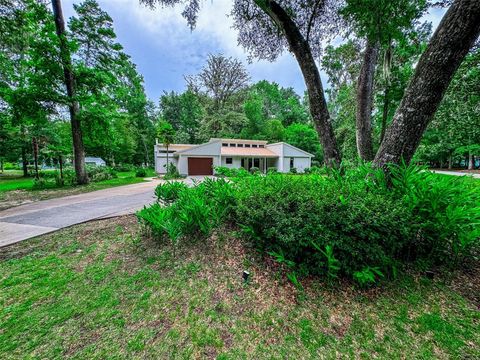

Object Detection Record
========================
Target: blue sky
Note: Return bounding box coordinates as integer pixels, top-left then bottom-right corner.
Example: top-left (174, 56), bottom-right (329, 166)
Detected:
top-left (63, 0), bottom-right (446, 102)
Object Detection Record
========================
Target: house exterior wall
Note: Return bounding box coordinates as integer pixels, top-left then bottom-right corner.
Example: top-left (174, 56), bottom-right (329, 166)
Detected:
top-left (265, 143), bottom-right (284, 172)
top-left (221, 156), bottom-right (242, 169)
top-left (283, 156), bottom-right (310, 173)
top-left (155, 156), bottom-right (178, 174)
top-left (176, 140), bottom-right (223, 175)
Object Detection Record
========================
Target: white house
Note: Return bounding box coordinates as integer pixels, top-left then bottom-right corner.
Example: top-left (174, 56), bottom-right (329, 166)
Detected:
top-left (84, 157), bottom-right (106, 166)
top-left (154, 138), bottom-right (313, 176)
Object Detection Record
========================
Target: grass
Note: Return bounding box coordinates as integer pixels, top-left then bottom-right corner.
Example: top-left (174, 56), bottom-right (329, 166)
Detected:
top-left (0, 169), bottom-right (156, 211)
top-left (0, 216), bottom-right (478, 359)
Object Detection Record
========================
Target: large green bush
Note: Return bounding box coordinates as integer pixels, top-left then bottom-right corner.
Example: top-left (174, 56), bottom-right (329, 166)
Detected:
top-left (138, 164), bottom-right (480, 285)
top-left (234, 173), bottom-right (414, 278)
top-left (135, 167), bottom-right (147, 177)
top-left (86, 165), bottom-right (117, 182)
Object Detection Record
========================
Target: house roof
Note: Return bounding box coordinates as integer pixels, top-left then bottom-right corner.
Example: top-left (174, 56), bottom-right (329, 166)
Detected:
top-left (266, 142), bottom-right (315, 157)
top-left (211, 138), bottom-right (268, 145)
top-left (85, 157), bottom-right (105, 162)
top-left (221, 147), bottom-right (278, 157)
top-left (156, 144), bottom-right (195, 151)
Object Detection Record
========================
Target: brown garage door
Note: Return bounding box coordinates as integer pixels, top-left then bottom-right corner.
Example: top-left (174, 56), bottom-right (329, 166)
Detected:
top-left (188, 157), bottom-right (213, 175)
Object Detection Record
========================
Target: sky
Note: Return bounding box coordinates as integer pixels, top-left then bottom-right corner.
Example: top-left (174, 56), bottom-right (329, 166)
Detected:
top-left (62, 0), bottom-right (446, 102)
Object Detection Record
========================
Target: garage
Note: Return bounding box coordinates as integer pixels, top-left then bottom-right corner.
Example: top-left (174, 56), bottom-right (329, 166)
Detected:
top-left (187, 157), bottom-right (213, 175)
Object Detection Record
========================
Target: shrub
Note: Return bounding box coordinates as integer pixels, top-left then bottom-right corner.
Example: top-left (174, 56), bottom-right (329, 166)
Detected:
top-left (135, 167), bottom-right (147, 177)
top-left (32, 177), bottom-right (51, 190)
top-left (155, 181), bottom-right (188, 203)
top-left (214, 166), bottom-right (231, 177)
top-left (55, 176), bottom-right (65, 187)
top-left (267, 167), bottom-right (278, 174)
top-left (3, 162), bottom-right (20, 170)
top-left (289, 167), bottom-right (297, 174)
top-left (234, 173), bottom-right (414, 278)
top-left (138, 178), bottom-right (235, 248)
top-left (249, 166), bottom-right (260, 174)
top-left (389, 163), bottom-right (480, 264)
top-left (214, 166), bottom-right (251, 178)
top-left (163, 163), bottom-right (182, 180)
top-left (114, 164), bottom-right (135, 172)
top-left (61, 168), bottom-right (76, 185)
top-left (309, 166), bottom-right (325, 175)
top-left (86, 165), bottom-right (117, 182)
top-left (138, 163), bottom-right (480, 285)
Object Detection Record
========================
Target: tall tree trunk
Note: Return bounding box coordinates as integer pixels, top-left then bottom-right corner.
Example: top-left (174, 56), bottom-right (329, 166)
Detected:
top-left (51, 0), bottom-right (88, 184)
top-left (32, 137), bottom-right (39, 180)
top-left (373, 0), bottom-right (480, 171)
top-left (59, 154), bottom-right (64, 179)
top-left (21, 146), bottom-right (28, 177)
top-left (380, 85), bottom-right (390, 144)
top-left (468, 151), bottom-right (473, 170)
top-left (356, 40), bottom-right (379, 161)
top-left (256, 0), bottom-right (341, 166)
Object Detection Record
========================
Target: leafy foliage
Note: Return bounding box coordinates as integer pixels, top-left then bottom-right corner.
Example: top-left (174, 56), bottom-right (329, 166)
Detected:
top-left (139, 164), bottom-right (479, 286)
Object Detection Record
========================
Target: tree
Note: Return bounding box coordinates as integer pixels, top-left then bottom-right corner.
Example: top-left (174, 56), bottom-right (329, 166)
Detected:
top-left (246, 80), bottom-right (309, 126)
top-left (69, 0), bottom-right (154, 166)
top-left (342, 0), bottom-right (429, 161)
top-left (69, 0), bottom-right (121, 67)
top-left (373, 0), bottom-right (480, 170)
top-left (51, 0), bottom-right (88, 184)
top-left (416, 48), bottom-right (480, 169)
top-left (157, 121), bottom-right (175, 172)
top-left (140, 0), bottom-right (343, 165)
top-left (185, 54), bottom-right (250, 111)
top-left (232, 0), bottom-right (343, 166)
top-left (199, 111), bottom-right (249, 141)
top-left (0, 0), bottom-right (62, 177)
top-left (159, 90), bottom-right (204, 143)
top-left (284, 123), bottom-right (323, 161)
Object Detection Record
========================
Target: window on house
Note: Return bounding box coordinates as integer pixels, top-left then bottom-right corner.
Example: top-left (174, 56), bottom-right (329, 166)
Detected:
top-left (229, 143), bottom-right (236, 147)
top-left (222, 143), bottom-right (228, 147)
top-left (226, 158), bottom-right (233, 164)
top-left (259, 145), bottom-right (265, 148)
top-left (238, 144), bottom-right (244, 147)
top-left (254, 158), bottom-right (260, 167)
top-left (245, 144), bottom-right (251, 148)
top-left (290, 158), bottom-right (294, 168)
top-left (252, 144), bottom-right (258, 148)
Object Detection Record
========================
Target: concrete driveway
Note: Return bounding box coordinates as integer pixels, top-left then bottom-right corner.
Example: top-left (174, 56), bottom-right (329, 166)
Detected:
top-left (431, 170), bottom-right (480, 179)
top-left (0, 176), bottom-right (213, 248)
top-left (0, 180), bottom-right (164, 248)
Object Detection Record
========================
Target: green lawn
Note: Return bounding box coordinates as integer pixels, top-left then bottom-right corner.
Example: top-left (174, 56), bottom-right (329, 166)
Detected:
top-left (0, 168), bottom-right (156, 193)
top-left (0, 216), bottom-right (478, 359)
top-left (0, 176), bottom-right (34, 193)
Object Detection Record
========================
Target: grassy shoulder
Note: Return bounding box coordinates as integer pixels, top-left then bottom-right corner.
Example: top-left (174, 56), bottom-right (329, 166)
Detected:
top-left (0, 170), bottom-right (155, 211)
top-left (0, 216), bottom-right (478, 359)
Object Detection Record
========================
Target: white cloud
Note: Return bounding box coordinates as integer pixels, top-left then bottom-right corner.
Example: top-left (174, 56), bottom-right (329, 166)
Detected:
top-left (62, 0), bottom-right (448, 100)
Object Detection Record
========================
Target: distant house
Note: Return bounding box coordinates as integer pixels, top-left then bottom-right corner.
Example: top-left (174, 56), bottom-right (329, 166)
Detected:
top-left (85, 157), bottom-right (106, 167)
top-left (154, 138), bottom-right (313, 176)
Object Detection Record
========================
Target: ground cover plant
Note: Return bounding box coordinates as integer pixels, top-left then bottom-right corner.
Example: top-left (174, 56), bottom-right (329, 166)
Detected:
top-left (138, 164), bottom-right (480, 287)
top-left (0, 216), bottom-right (479, 358)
